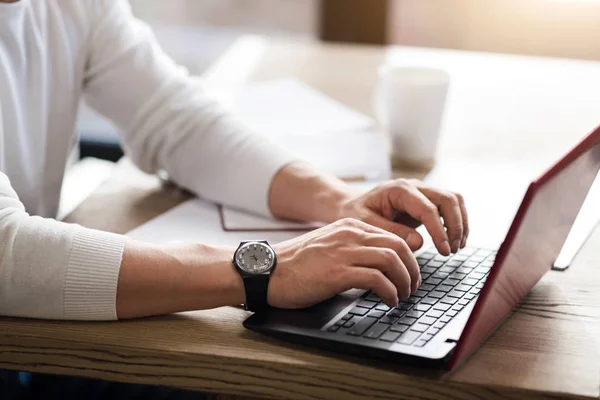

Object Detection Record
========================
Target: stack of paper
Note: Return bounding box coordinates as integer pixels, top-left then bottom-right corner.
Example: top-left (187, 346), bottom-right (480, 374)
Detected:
top-left (227, 77), bottom-right (391, 181)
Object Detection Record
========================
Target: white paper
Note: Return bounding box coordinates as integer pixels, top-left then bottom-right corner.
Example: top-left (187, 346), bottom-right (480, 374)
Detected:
top-left (220, 181), bottom-right (380, 231)
top-left (230, 78), bottom-right (375, 137)
top-left (227, 78), bottom-right (391, 181)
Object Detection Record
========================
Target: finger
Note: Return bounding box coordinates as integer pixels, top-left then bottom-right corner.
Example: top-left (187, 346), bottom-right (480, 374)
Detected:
top-left (364, 214), bottom-right (424, 251)
top-left (346, 247), bottom-right (412, 299)
top-left (361, 233), bottom-right (421, 290)
top-left (420, 188), bottom-right (463, 253)
top-left (343, 267), bottom-right (399, 307)
top-left (456, 193), bottom-right (470, 248)
top-left (389, 186), bottom-right (451, 255)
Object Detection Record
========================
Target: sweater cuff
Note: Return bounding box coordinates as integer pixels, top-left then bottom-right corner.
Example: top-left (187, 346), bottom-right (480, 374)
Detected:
top-left (63, 228), bottom-right (126, 320)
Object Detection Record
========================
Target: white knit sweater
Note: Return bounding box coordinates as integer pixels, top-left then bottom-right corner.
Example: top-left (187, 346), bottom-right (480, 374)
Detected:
top-left (0, 0), bottom-right (294, 320)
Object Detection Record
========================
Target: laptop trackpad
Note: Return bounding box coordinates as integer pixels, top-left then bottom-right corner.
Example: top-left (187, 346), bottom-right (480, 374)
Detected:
top-left (245, 289), bottom-right (363, 330)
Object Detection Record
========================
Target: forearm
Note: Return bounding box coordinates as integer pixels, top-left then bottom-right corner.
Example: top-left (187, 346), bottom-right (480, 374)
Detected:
top-left (116, 241), bottom-right (243, 319)
top-left (268, 162), bottom-right (359, 223)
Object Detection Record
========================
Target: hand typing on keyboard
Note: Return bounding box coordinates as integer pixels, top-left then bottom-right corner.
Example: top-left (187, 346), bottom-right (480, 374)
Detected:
top-left (268, 218), bottom-right (421, 309)
top-left (335, 179), bottom-right (469, 255)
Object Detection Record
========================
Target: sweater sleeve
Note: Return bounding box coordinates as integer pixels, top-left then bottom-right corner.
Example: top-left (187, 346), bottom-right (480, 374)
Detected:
top-left (82, 1), bottom-right (297, 217)
top-left (0, 171), bottom-right (127, 320)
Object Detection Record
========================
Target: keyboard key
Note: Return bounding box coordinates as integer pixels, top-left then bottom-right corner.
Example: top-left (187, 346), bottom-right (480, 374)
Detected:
top-left (422, 266), bottom-right (437, 274)
top-left (470, 255), bottom-right (486, 263)
top-left (357, 300), bottom-right (378, 309)
top-left (429, 291), bottom-right (445, 299)
top-left (448, 290), bottom-right (464, 299)
top-left (460, 247), bottom-right (477, 256)
top-left (388, 309), bottom-right (405, 318)
top-left (327, 325), bottom-right (340, 332)
top-left (335, 320), bottom-right (345, 326)
top-left (421, 297), bottom-right (438, 305)
top-left (390, 324), bottom-right (410, 333)
top-left (426, 309), bottom-right (444, 318)
top-left (414, 339), bottom-right (428, 347)
top-left (396, 303), bottom-right (412, 311)
top-left (398, 316), bottom-right (418, 326)
top-left (420, 252), bottom-right (436, 260)
top-left (425, 277), bottom-right (442, 285)
top-left (416, 257), bottom-right (430, 267)
top-left (420, 283), bottom-right (436, 292)
top-left (443, 278), bottom-right (461, 287)
top-left (456, 266), bottom-right (473, 274)
top-left (414, 290), bottom-right (428, 298)
top-left (481, 260), bottom-right (495, 268)
top-left (436, 285), bottom-right (453, 293)
top-left (368, 310), bottom-right (385, 319)
top-left (428, 327), bottom-right (440, 335)
top-left (411, 323), bottom-right (429, 333)
top-left (453, 255), bottom-right (468, 262)
top-left (450, 272), bottom-right (468, 280)
top-left (446, 260), bottom-right (462, 267)
top-left (440, 316), bottom-right (451, 323)
top-left (421, 273), bottom-right (431, 280)
top-left (343, 321), bottom-right (355, 328)
top-left (452, 305), bottom-right (464, 312)
top-left (463, 278), bottom-right (479, 286)
top-left (380, 315), bottom-right (399, 325)
top-left (413, 304), bottom-right (431, 312)
top-left (365, 293), bottom-right (381, 302)
top-left (458, 299), bottom-right (469, 306)
top-left (465, 293), bottom-right (477, 300)
top-left (423, 333), bottom-right (434, 340)
top-left (469, 272), bottom-right (486, 280)
top-left (433, 321), bottom-right (446, 329)
top-left (463, 261), bottom-right (480, 268)
top-left (455, 284), bottom-right (471, 292)
top-left (428, 260), bottom-right (444, 268)
top-left (349, 307), bottom-right (369, 316)
top-left (476, 266), bottom-right (491, 273)
top-left (407, 310), bottom-right (425, 319)
top-left (341, 314), bottom-right (353, 321)
top-left (434, 255), bottom-right (450, 262)
top-left (475, 282), bottom-right (484, 289)
top-left (439, 266), bottom-right (456, 274)
top-left (476, 248), bottom-right (493, 257)
top-left (380, 330), bottom-right (401, 342)
top-left (441, 296), bottom-right (458, 305)
top-left (364, 323), bottom-right (390, 339)
top-left (419, 316), bottom-right (437, 326)
top-left (433, 271), bottom-right (449, 279)
top-left (397, 330), bottom-right (421, 345)
top-left (447, 310), bottom-right (459, 317)
top-left (347, 317), bottom-right (376, 336)
top-left (405, 296), bottom-right (420, 304)
top-left (433, 303), bottom-right (451, 311)
top-left (375, 303), bottom-right (392, 312)
top-left (471, 288), bottom-right (481, 294)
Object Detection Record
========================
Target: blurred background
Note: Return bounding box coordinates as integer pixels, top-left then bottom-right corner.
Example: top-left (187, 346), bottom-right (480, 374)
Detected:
top-left (78, 0), bottom-right (600, 160)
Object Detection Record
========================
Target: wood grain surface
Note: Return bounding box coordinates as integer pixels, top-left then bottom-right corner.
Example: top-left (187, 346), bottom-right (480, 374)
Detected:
top-left (2, 37), bottom-right (600, 400)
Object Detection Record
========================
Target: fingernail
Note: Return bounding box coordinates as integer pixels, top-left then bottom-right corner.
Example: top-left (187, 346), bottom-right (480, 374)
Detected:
top-left (453, 240), bottom-right (461, 253)
top-left (461, 236), bottom-right (467, 248)
top-left (406, 232), bottom-right (418, 249)
top-left (441, 241), bottom-right (451, 255)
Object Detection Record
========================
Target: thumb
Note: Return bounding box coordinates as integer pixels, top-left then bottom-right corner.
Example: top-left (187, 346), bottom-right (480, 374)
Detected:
top-left (367, 215), bottom-right (424, 251)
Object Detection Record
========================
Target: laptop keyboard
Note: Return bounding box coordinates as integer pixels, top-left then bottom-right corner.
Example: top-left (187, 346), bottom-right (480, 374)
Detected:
top-left (324, 246), bottom-right (496, 347)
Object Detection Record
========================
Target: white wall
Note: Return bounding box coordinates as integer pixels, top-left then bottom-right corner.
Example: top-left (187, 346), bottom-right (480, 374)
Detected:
top-left (391, 0), bottom-right (600, 61)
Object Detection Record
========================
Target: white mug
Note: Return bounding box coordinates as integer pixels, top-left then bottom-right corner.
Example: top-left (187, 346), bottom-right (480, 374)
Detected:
top-left (374, 65), bottom-right (450, 170)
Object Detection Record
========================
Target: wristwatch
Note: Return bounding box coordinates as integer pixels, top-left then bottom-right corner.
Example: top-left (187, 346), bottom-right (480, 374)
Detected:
top-left (232, 240), bottom-right (277, 312)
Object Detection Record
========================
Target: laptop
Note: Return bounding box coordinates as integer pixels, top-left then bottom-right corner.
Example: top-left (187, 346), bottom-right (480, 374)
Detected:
top-left (244, 123), bottom-right (600, 370)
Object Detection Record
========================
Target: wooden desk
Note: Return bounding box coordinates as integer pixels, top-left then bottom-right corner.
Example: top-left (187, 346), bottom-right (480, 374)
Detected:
top-left (2, 36), bottom-right (600, 400)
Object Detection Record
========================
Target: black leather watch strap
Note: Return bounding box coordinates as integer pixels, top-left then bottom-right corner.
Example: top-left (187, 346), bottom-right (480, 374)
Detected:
top-left (243, 275), bottom-right (270, 312)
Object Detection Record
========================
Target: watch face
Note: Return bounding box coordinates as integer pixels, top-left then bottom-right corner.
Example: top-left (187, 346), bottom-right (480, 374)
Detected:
top-left (236, 242), bottom-right (275, 274)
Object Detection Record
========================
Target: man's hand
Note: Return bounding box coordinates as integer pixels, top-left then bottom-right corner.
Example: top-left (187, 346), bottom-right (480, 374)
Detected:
top-left (269, 163), bottom-right (469, 257)
top-left (336, 179), bottom-right (469, 256)
top-left (268, 218), bottom-right (420, 309)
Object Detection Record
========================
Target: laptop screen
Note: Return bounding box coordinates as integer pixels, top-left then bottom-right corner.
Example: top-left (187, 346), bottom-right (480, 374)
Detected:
top-left (448, 125), bottom-right (600, 370)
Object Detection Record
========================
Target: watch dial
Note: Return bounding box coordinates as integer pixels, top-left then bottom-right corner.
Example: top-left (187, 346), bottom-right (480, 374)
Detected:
top-left (236, 242), bottom-right (275, 274)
